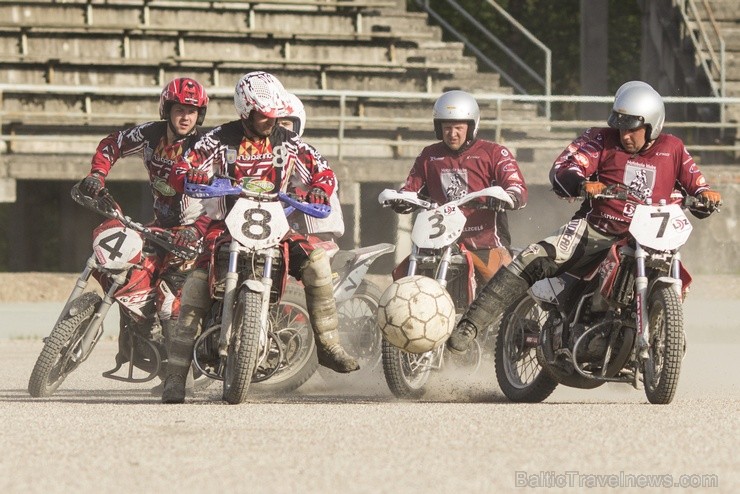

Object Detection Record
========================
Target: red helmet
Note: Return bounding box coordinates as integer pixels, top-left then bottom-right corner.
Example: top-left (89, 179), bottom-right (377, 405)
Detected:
top-left (159, 78), bottom-right (209, 126)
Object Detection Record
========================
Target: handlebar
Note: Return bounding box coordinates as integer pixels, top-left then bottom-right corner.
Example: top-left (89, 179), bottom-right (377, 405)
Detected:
top-left (71, 182), bottom-right (199, 260)
top-left (583, 185), bottom-right (719, 212)
top-left (378, 186), bottom-right (513, 211)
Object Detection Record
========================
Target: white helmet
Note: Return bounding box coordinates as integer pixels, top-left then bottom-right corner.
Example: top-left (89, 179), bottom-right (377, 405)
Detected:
top-left (234, 71), bottom-right (292, 121)
top-left (432, 90), bottom-right (480, 141)
top-left (282, 93), bottom-right (307, 137)
top-left (608, 80), bottom-right (665, 141)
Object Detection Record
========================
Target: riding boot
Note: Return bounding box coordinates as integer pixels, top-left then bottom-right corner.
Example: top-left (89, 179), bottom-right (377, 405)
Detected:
top-left (301, 248), bottom-right (359, 373)
top-left (162, 270), bottom-right (210, 403)
top-left (447, 267), bottom-right (530, 354)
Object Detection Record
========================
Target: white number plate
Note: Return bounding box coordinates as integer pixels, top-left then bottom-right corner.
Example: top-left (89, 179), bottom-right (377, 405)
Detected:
top-left (225, 198), bottom-right (289, 250)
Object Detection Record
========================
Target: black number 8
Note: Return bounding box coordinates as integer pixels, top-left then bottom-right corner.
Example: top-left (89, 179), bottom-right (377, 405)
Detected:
top-left (242, 208), bottom-right (272, 240)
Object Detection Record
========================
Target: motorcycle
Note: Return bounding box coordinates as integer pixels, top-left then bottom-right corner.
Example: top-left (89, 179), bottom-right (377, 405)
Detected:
top-left (377, 186), bottom-right (514, 398)
top-left (253, 240), bottom-right (394, 393)
top-left (184, 178), bottom-right (345, 404)
top-left (28, 184), bottom-right (200, 397)
top-left (495, 187), bottom-right (717, 404)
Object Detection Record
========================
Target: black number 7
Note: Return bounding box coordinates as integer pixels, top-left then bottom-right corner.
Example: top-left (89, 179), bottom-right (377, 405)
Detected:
top-left (650, 212), bottom-right (670, 238)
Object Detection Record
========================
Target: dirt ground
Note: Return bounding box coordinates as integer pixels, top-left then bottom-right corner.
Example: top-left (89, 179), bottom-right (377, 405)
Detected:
top-left (1, 271), bottom-right (738, 303)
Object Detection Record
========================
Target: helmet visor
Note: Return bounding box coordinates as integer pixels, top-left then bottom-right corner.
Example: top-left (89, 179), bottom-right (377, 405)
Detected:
top-left (608, 111), bottom-right (645, 130)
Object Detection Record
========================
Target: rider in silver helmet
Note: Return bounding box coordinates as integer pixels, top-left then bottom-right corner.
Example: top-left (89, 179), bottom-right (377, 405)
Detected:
top-left (447, 81), bottom-right (723, 355)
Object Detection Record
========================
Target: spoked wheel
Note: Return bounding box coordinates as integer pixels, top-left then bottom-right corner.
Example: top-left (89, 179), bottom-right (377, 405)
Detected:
top-left (382, 340), bottom-right (435, 399)
top-left (252, 284), bottom-right (318, 394)
top-left (644, 286), bottom-right (684, 405)
top-left (494, 294), bottom-right (558, 403)
top-left (336, 280), bottom-right (383, 371)
top-left (222, 288), bottom-right (261, 404)
top-left (28, 292), bottom-right (102, 397)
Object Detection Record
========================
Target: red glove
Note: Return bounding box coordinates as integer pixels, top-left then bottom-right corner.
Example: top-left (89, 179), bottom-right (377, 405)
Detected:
top-left (580, 181), bottom-right (607, 199)
top-left (698, 190), bottom-right (722, 209)
top-left (186, 168), bottom-right (210, 185)
top-left (307, 187), bottom-right (329, 205)
top-left (172, 226), bottom-right (199, 248)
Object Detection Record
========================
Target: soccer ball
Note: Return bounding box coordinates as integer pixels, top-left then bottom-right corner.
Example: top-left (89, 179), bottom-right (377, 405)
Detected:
top-left (377, 275), bottom-right (456, 354)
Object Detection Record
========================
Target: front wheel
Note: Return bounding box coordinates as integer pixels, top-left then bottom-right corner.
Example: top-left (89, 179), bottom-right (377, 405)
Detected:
top-left (494, 294), bottom-right (558, 403)
top-left (335, 280), bottom-right (384, 371)
top-left (28, 292), bottom-right (102, 397)
top-left (644, 286), bottom-right (685, 404)
top-left (382, 341), bottom-right (434, 399)
top-left (222, 288), bottom-right (262, 404)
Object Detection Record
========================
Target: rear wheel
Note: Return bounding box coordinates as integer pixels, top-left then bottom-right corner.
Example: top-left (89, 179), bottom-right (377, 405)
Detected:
top-left (494, 294), bottom-right (558, 402)
top-left (644, 286), bottom-right (684, 404)
top-left (28, 293), bottom-right (102, 397)
top-left (222, 288), bottom-right (261, 404)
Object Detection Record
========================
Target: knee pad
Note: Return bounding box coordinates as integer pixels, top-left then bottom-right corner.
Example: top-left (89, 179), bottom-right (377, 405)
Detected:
top-left (510, 243), bottom-right (559, 286)
top-left (180, 269), bottom-right (211, 311)
top-left (300, 248), bottom-right (332, 288)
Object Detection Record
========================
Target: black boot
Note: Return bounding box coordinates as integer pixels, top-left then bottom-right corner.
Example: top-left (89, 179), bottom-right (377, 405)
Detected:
top-left (447, 267), bottom-right (529, 354)
top-left (162, 373), bottom-right (187, 404)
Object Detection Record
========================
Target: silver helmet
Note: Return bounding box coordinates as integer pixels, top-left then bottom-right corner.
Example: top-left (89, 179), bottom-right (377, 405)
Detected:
top-left (607, 81), bottom-right (665, 141)
top-left (432, 90), bottom-right (480, 141)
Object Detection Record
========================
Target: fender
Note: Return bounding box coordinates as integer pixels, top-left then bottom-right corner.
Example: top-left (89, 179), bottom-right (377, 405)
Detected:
top-left (243, 279), bottom-right (267, 293)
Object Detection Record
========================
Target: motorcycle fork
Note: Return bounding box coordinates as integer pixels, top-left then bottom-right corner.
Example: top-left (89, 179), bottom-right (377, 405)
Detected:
top-left (77, 268), bottom-right (127, 362)
top-left (55, 255), bottom-right (95, 328)
top-left (218, 239), bottom-right (241, 357)
top-left (434, 246), bottom-right (454, 289)
top-left (633, 244), bottom-right (650, 359)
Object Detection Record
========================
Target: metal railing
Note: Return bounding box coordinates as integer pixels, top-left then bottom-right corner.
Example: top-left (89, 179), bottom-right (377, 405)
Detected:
top-left (1, 85), bottom-right (739, 160)
top-left (413, 0), bottom-right (552, 118)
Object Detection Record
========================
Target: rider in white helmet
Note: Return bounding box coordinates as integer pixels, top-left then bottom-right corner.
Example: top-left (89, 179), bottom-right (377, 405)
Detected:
top-left (447, 81), bottom-right (723, 355)
top-left (278, 93), bottom-right (345, 239)
top-left (161, 72), bottom-right (359, 403)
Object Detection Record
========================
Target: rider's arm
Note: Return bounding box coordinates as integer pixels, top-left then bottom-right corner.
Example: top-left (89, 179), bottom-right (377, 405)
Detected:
top-left (169, 126), bottom-right (226, 193)
top-left (90, 122), bottom-right (161, 177)
top-left (672, 139), bottom-right (716, 218)
top-left (294, 137), bottom-right (337, 197)
top-left (549, 128), bottom-right (604, 198)
top-left (491, 144), bottom-right (527, 209)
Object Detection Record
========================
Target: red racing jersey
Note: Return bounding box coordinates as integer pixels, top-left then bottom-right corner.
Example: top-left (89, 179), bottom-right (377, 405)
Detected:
top-left (170, 121), bottom-right (336, 221)
top-left (90, 121), bottom-right (207, 231)
top-left (400, 139), bottom-right (528, 250)
top-left (550, 127), bottom-right (713, 236)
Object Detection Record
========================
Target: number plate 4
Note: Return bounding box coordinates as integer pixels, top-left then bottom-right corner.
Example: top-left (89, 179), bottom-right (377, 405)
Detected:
top-left (225, 198), bottom-right (289, 250)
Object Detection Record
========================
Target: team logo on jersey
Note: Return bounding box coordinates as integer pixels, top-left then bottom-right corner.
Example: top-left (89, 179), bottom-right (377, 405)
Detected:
top-left (152, 177), bottom-right (176, 197)
top-left (242, 178), bottom-right (275, 193)
top-left (696, 176), bottom-right (706, 186)
top-left (624, 161), bottom-right (656, 202)
top-left (226, 148), bottom-right (237, 164)
top-left (441, 169), bottom-right (468, 201)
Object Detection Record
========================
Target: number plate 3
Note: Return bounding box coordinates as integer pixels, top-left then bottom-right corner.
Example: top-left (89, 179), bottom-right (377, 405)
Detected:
top-left (411, 205), bottom-right (466, 249)
top-left (226, 198), bottom-right (289, 250)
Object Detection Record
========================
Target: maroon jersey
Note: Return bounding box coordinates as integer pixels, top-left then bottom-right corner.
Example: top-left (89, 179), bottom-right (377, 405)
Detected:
top-left (90, 121), bottom-right (206, 230)
top-left (550, 127), bottom-right (712, 236)
top-left (400, 139), bottom-right (527, 250)
top-left (170, 121), bottom-right (335, 220)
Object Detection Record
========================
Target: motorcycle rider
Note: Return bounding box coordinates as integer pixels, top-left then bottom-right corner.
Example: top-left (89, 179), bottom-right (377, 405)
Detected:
top-left (78, 77), bottom-right (211, 386)
top-left (162, 71), bottom-right (359, 403)
top-left (390, 90), bottom-right (528, 284)
top-left (277, 92), bottom-right (345, 240)
top-left (447, 80), bottom-right (723, 354)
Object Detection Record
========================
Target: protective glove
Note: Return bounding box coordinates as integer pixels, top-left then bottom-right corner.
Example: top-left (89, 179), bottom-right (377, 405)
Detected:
top-left (80, 172), bottom-right (105, 197)
top-left (486, 195), bottom-right (512, 211)
top-left (172, 226), bottom-right (199, 248)
top-left (186, 168), bottom-right (210, 185)
top-left (580, 181), bottom-right (607, 200)
top-left (307, 187), bottom-right (329, 205)
top-left (698, 190), bottom-right (722, 209)
top-left (389, 199), bottom-right (416, 214)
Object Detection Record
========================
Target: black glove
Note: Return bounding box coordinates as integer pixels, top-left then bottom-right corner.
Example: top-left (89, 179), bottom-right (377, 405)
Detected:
top-left (80, 173), bottom-right (105, 197)
top-left (172, 226), bottom-right (199, 248)
top-left (186, 168), bottom-right (210, 185)
top-left (307, 187), bottom-right (329, 205)
top-left (486, 196), bottom-right (510, 211)
top-left (389, 199), bottom-right (416, 214)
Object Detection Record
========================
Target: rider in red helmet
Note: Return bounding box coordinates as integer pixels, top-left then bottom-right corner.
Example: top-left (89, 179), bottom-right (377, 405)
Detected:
top-left (78, 77), bottom-right (211, 393)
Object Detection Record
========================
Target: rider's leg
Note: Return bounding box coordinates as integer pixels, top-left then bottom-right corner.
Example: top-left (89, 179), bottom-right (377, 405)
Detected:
top-left (300, 247), bottom-right (359, 373)
top-left (162, 269), bottom-right (211, 404)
